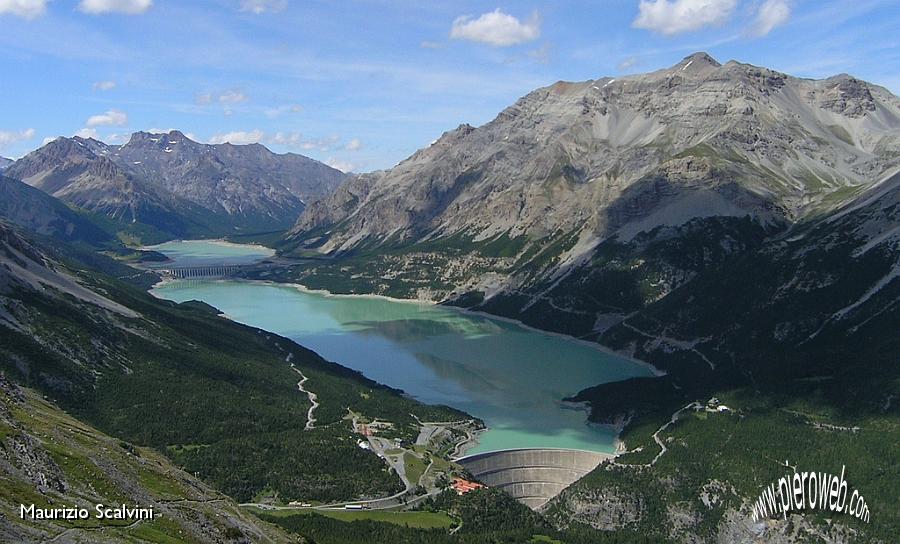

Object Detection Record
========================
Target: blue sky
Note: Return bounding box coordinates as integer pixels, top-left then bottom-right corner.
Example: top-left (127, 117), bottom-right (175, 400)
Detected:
top-left (1, 0), bottom-right (898, 171)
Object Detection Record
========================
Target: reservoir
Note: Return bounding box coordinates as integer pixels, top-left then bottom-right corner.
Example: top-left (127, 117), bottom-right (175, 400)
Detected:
top-left (150, 241), bottom-right (655, 455)
top-left (143, 239), bottom-right (276, 267)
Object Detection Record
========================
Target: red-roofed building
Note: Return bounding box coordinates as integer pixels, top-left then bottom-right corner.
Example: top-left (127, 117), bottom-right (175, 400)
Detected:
top-left (450, 478), bottom-right (485, 495)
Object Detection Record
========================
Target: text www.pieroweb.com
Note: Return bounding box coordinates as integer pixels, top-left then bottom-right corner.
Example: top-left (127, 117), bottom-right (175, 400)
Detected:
top-left (751, 465), bottom-right (869, 523)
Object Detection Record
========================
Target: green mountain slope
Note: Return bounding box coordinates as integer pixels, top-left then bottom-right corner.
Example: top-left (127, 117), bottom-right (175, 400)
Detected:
top-left (0, 221), bottom-right (466, 511)
top-left (0, 376), bottom-right (294, 543)
top-left (543, 173), bottom-right (900, 542)
top-left (0, 175), bottom-right (115, 247)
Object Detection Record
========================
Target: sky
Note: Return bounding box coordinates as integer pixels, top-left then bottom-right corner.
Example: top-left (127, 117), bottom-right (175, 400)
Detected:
top-left (0, 0), bottom-right (898, 171)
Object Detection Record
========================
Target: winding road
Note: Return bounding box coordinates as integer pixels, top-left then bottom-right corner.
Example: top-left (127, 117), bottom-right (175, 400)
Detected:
top-left (290, 363), bottom-right (318, 431)
top-left (617, 401), bottom-right (702, 468)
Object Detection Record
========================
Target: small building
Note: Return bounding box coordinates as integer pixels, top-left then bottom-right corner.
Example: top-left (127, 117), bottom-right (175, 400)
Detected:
top-left (450, 478), bottom-right (485, 495)
top-left (357, 439), bottom-right (371, 450)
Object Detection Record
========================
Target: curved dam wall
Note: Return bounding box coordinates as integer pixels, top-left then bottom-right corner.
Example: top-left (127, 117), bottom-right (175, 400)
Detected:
top-left (455, 448), bottom-right (613, 510)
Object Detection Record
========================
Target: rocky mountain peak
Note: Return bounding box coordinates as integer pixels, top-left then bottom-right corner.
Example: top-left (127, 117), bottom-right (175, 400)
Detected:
top-left (6, 128), bottom-right (345, 241)
top-left (7, 137), bottom-right (99, 182)
top-left (818, 75), bottom-right (877, 117)
top-left (84, 155), bottom-right (126, 179)
top-left (680, 51), bottom-right (720, 67)
top-left (288, 55), bottom-right (900, 264)
top-left (663, 52), bottom-right (722, 79)
top-left (123, 130), bottom-right (194, 150)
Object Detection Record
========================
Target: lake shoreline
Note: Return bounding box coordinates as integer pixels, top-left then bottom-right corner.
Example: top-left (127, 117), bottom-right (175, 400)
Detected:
top-left (265, 279), bottom-right (666, 378)
top-left (160, 275), bottom-right (666, 379)
top-left (146, 242), bottom-right (662, 455)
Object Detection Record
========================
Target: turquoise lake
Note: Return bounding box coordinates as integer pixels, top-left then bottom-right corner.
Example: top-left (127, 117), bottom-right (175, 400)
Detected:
top-left (150, 241), bottom-right (655, 455)
top-left (143, 239), bottom-right (275, 267)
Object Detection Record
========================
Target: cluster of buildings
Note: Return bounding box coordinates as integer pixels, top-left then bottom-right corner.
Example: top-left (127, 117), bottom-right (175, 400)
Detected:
top-left (705, 397), bottom-right (731, 413)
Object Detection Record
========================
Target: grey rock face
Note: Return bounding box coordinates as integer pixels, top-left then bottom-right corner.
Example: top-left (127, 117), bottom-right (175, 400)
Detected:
top-left (282, 53), bottom-right (900, 342)
top-left (6, 131), bottom-right (346, 240)
top-left (0, 157), bottom-right (11, 170)
top-left (114, 130), bottom-right (345, 223)
top-left (290, 53), bottom-right (900, 258)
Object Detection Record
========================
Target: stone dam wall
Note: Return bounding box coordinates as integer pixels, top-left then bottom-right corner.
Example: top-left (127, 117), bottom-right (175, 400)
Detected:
top-left (455, 448), bottom-right (613, 510)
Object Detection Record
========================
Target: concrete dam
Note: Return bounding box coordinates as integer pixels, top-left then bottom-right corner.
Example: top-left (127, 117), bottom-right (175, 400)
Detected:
top-left (455, 448), bottom-right (613, 510)
top-left (157, 265), bottom-right (245, 279)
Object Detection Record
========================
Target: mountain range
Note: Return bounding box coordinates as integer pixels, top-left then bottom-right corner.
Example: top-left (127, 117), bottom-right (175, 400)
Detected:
top-left (264, 53), bottom-right (900, 540)
top-left (1, 51), bottom-right (898, 542)
top-left (281, 52), bottom-right (900, 337)
top-left (292, 52), bottom-right (898, 248)
top-left (5, 131), bottom-right (345, 244)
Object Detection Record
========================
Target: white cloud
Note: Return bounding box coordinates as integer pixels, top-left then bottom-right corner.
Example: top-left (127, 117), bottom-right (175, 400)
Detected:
top-left (269, 132), bottom-right (339, 151)
top-left (0, 128), bottom-right (36, 150)
top-left (208, 130), bottom-right (265, 145)
top-left (527, 42), bottom-right (552, 64)
top-left (74, 128), bottom-right (100, 139)
top-left (42, 136), bottom-right (60, 145)
top-left (267, 131), bottom-right (302, 147)
top-left (748, 0), bottom-right (790, 37)
top-left (207, 130), bottom-right (344, 152)
top-left (633, 0), bottom-right (737, 35)
top-left (105, 133), bottom-right (129, 144)
top-left (450, 9), bottom-right (541, 47)
top-left (618, 57), bottom-right (638, 71)
top-left (239, 0), bottom-right (286, 14)
top-left (344, 138), bottom-right (362, 151)
top-left (86, 109), bottom-right (128, 127)
top-left (325, 157), bottom-right (359, 173)
top-left (196, 90), bottom-right (248, 114)
top-left (0, 0), bottom-right (46, 19)
top-left (218, 90), bottom-right (248, 104)
top-left (264, 104), bottom-right (303, 118)
top-left (78, 0), bottom-right (152, 14)
top-left (92, 80), bottom-right (117, 91)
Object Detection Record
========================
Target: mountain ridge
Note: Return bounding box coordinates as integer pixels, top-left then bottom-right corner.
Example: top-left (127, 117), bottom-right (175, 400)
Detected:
top-left (273, 53), bottom-right (900, 344)
top-left (6, 130), bottom-right (346, 243)
top-left (0, 174), bottom-right (116, 246)
top-left (289, 52), bottom-right (900, 258)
